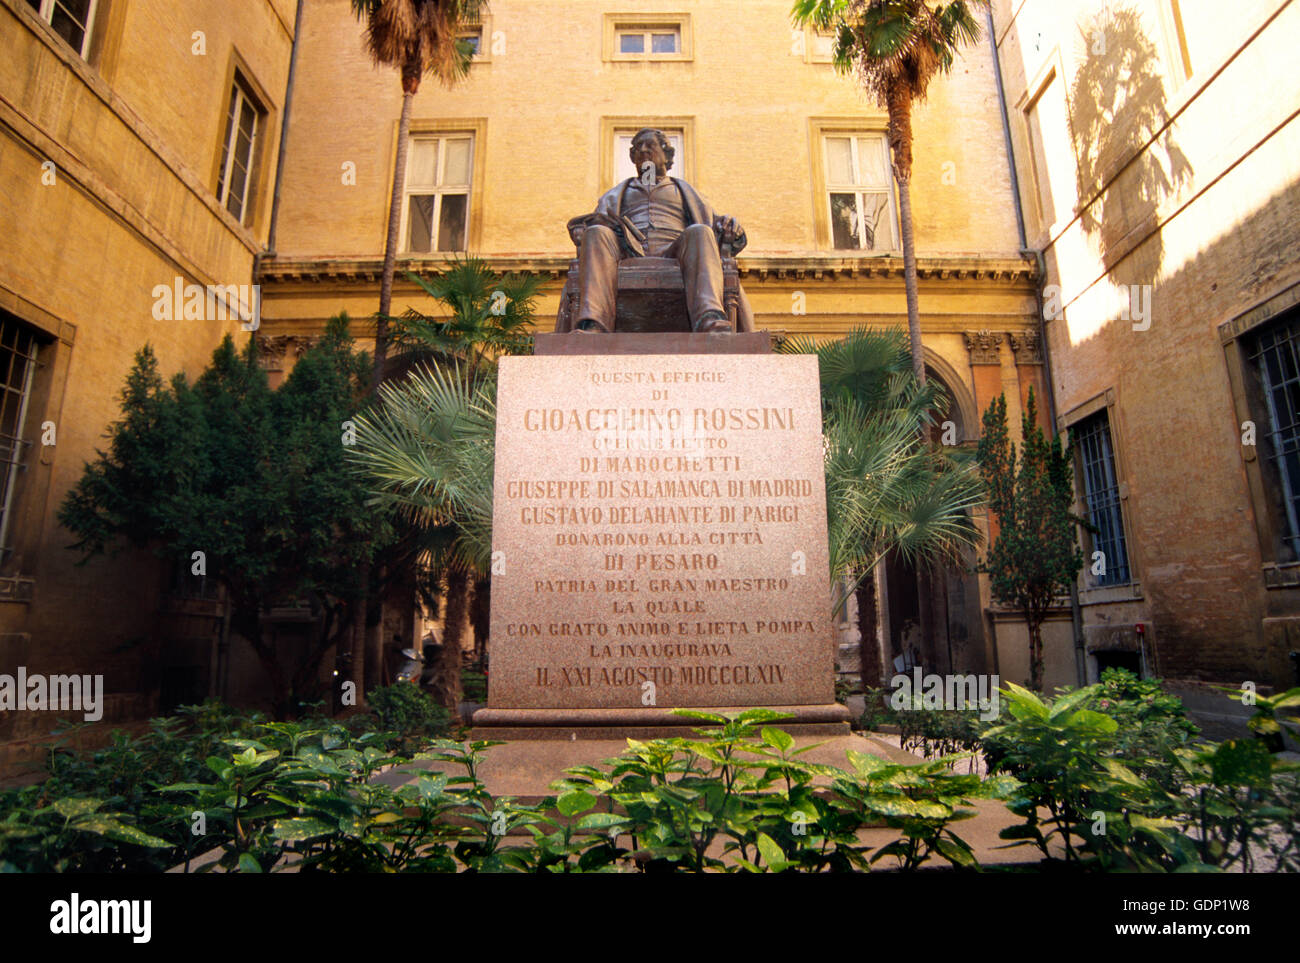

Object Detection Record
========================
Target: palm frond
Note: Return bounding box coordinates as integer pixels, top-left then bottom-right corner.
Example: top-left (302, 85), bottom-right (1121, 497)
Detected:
top-left (347, 361), bottom-right (496, 574)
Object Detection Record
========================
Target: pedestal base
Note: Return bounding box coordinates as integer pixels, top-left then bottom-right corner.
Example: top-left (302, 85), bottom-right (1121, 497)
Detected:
top-left (378, 714), bottom-right (897, 804)
top-left (533, 331), bottom-right (771, 355)
top-left (470, 703), bottom-right (852, 740)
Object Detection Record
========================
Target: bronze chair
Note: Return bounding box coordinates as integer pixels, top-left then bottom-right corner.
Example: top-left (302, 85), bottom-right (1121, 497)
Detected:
top-left (555, 214), bottom-right (741, 333)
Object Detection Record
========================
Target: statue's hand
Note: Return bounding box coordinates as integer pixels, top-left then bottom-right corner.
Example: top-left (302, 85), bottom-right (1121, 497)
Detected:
top-left (713, 214), bottom-right (746, 255)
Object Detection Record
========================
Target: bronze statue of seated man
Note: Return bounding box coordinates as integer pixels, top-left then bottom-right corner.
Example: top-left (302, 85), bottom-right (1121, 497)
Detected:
top-left (572, 128), bottom-right (747, 334)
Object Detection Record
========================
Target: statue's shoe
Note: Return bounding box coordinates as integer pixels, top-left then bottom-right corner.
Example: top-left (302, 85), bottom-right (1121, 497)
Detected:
top-left (693, 311), bottom-right (732, 334)
top-left (574, 319), bottom-right (609, 333)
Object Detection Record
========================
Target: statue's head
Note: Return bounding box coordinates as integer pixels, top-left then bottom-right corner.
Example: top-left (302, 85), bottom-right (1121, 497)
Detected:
top-left (629, 128), bottom-right (674, 179)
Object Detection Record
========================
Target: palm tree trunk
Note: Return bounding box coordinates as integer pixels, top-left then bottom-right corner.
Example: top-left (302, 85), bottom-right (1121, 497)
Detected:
top-left (347, 584), bottom-right (367, 709)
top-left (896, 177), bottom-right (924, 384)
top-left (365, 575), bottom-right (385, 691)
top-left (440, 569), bottom-right (469, 711)
top-left (886, 85), bottom-right (925, 385)
top-left (855, 570), bottom-right (882, 689)
top-left (356, 70), bottom-right (419, 713)
top-left (375, 79), bottom-right (418, 390)
top-left (469, 576), bottom-right (490, 663)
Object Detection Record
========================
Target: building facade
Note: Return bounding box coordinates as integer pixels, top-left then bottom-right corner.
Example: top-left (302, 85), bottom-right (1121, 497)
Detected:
top-left (0, 0), bottom-right (295, 750)
top-left (16, 0), bottom-right (1288, 745)
top-left (992, 0), bottom-right (1300, 691)
top-left (259, 0), bottom-right (1043, 687)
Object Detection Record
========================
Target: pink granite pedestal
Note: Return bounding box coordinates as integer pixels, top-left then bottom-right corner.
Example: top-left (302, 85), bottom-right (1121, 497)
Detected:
top-left (474, 331), bottom-right (850, 750)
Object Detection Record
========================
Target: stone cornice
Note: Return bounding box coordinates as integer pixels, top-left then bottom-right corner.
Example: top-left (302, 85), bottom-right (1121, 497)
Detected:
top-left (256, 253), bottom-right (1040, 286)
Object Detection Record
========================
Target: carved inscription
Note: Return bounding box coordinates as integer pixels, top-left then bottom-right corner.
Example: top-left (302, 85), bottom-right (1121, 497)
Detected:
top-left (488, 355), bottom-right (834, 708)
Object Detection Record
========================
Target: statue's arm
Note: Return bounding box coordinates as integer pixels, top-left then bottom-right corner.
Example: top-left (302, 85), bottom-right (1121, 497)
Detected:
top-left (567, 184), bottom-right (625, 248)
top-left (683, 180), bottom-right (746, 254)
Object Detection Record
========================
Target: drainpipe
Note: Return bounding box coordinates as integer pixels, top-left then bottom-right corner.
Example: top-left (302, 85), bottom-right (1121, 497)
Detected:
top-left (986, 7), bottom-right (1088, 687)
top-left (265, 0), bottom-right (304, 257)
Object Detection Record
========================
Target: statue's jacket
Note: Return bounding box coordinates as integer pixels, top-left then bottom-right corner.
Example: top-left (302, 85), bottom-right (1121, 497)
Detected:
top-left (583, 176), bottom-right (755, 332)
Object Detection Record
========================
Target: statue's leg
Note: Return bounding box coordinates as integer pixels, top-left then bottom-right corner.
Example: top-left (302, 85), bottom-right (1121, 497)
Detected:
top-left (576, 225), bottom-right (620, 332)
top-left (675, 224), bottom-right (728, 331)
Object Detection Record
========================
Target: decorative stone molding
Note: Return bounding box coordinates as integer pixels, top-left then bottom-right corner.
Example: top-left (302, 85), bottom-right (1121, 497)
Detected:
top-left (1008, 329), bottom-right (1043, 364)
top-left (255, 254), bottom-right (1041, 287)
top-left (963, 330), bottom-right (1002, 365)
top-left (255, 335), bottom-right (317, 370)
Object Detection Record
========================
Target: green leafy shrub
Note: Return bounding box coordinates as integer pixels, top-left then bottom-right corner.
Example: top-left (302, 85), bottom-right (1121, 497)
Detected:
top-left (1093, 668), bottom-right (1199, 791)
top-left (555, 709), bottom-right (1015, 872)
top-left (853, 685), bottom-right (985, 766)
top-left (855, 686), bottom-right (892, 731)
top-left (982, 683), bottom-right (1159, 866)
top-left (366, 683), bottom-right (451, 752)
top-left (461, 669), bottom-right (488, 704)
top-left (2, 703), bottom-right (261, 872)
top-left (983, 682), bottom-right (1300, 872)
top-left (0, 792), bottom-right (170, 873)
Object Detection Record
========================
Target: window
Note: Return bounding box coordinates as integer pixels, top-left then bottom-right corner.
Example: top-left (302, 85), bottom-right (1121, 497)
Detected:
top-left (604, 14), bottom-right (692, 62)
top-left (403, 134), bottom-right (473, 253)
top-left (26, 0), bottom-right (97, 58)
top-left (1022, 69), bottom-right (1076, 233)
top-left (617, 25), bottom-right (679, 56)
top-left (823, 133), bottom-right (898, 251)
top-left (0, 315), bottom-right (40, 571)
top-left (453, 13), bottom-right (493, 63)
top-left (802, 26), bottom-right (836, 64)
top-left (1072, 411), bottom-right (1132, 587)
top-left (600, 117), bottom-right (694, 190)
top-left (613, 129), bottom-right (684, 183)
top-left (216, 75), bottom-right (263, 224)
top-left (1244, 311), bottom-right (1300, 562)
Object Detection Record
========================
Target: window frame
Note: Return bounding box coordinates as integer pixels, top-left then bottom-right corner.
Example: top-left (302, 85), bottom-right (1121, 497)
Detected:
top-left (808, 119), bottom-right (900, 253)
top-left (1058, 390), bottom-right (1142, 601)
top-left (822, 132), bottom-right (899, 252)
top-left (216, 79), bottom-right (260, 225)
top-left (209, 52), bottom-right (276, 234)
top-left (457, 13), bottom-right (493, 64)
top-left (603, 13), bottom-right (693, 63)
top-left (599, 116), bottom-right (695, 192)
top-left (0, 293), bottom-right (72, 591)
top-left (26, 0), bottom-right (99, 59)
top-left (392, 119), bottom-right (487, 255)
top-left (399, 133), bottom-right (475, 254)
top-left (1013, 50), bottom-right (1079, 245)
top-left (1156, 0), bottom-right (1194, 87)
top-left (0, 319), bottom-right (41, 575)
top-left (801, 24), bottom-right (837, 64)
top-left (1221, 280), bottom-right (1300, 586)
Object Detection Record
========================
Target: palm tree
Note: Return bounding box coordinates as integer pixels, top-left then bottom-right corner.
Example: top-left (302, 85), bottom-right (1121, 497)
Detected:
top-left (386, 258), bottom-right (542, 383)
top-left (349, 0), bottom-right (487, 391)
top-left (348, 362), bottom-right (495, 709)
top-left (792, 0), bottom-right (988, 383)
top-left (778, 327), bottom-right (984, 686)
top-left (349, 258), bottom-right (539, 709)
top-left (358, 325), bottom-right (982, 699)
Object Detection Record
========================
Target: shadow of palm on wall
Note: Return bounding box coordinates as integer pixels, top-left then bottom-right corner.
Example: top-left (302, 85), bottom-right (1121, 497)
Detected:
top-left (1070, 5), bottom-right (1193, 291)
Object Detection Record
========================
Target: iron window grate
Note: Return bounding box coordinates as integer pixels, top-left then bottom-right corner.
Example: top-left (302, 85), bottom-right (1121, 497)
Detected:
top-left (1074, 412), bottom-right (1131, 586)
top-left (1249, 316), bottom-right (1300, 557)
